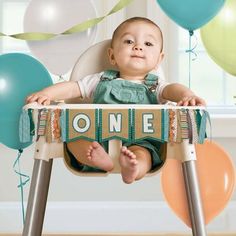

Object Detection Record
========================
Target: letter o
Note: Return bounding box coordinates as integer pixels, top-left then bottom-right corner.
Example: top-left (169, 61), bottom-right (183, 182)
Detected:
top-left (72, 114), bottom-right (90, 133)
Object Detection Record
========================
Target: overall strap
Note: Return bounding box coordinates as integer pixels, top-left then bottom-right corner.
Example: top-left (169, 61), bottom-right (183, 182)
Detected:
top-left (144, 73), bottom-right (159, 92)
top-left (101, 70), bottom-right (119, 81)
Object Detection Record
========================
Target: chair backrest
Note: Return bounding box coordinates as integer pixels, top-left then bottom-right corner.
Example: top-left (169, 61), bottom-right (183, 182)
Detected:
top-left (71, 39), bottom-right (116, 81)
top-left (67, 39), bottom-right (114, 103)
top-left (67, 39), bottom-right (165, 103)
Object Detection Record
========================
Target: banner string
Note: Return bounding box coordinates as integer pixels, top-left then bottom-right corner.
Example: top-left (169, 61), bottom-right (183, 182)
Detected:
top-left (185, 30), bottom-right (198, 89)
top-left (13, 149), bottom-right (30, 225)
top-left (0, 0), bottom-right (134, 41)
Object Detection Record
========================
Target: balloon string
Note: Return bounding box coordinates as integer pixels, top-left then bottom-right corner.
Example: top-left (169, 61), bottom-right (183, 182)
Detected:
top-left (185, 31), bottom-right (198, 88)
top-left (0, 0), bottom-right (134, 41)
top-left (13, 149), bottom-right (30, 225)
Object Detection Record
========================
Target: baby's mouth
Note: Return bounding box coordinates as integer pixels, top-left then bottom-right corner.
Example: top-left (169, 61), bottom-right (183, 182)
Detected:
top-left (131, 55), bottom-right (145, 59)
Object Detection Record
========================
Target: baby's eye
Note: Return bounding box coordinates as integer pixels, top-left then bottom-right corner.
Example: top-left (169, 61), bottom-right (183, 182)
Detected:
top-left (145, 42), bottom-right (153, 46)
top-left (124, 39), bottom-right (134, 44)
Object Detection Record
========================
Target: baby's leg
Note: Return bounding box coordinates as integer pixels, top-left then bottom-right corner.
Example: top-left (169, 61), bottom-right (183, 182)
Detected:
top-left (67, 140), bottom-right (114, 171)
top-left (119, 145), bottom-right (152, 184)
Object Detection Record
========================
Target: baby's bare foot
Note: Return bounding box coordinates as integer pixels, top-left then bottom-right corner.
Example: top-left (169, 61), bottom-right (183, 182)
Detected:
top-left (119, 146), bottom-right (139, 184)
top-left (86, 141), bottom-right (113, 171)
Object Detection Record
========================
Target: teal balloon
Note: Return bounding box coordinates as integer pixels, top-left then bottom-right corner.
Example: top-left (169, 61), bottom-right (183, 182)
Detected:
top-left (156, 0), bottom-right (225, 32)
top-left (0, 53), bottom-right (52, 150)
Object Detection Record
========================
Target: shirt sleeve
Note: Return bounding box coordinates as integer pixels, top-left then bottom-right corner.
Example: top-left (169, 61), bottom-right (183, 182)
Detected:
top-left (156, 75), bottom-right (169, 104)
top-left (77, 72), bottom-right (103, 99)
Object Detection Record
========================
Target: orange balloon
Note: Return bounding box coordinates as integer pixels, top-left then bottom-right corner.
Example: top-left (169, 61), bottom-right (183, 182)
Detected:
top-left (161, 140), bottom-right (235, 228)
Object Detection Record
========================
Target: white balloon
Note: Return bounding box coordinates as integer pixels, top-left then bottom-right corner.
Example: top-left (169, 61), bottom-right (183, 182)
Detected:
top-left (24, 0), bottom-right (97, 76)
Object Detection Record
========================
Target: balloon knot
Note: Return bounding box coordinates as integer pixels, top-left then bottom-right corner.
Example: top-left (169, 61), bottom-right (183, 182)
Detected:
top-left (189, 30), bottom-right (194, 36)
top-left (18, 149), bottom-right (23, 154)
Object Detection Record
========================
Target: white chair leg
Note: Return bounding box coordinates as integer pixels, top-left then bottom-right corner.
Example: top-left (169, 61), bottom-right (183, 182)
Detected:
top-left (23, 159), bottom-right (53, 236)
top-left (180, 140), bottom-right (207, 236)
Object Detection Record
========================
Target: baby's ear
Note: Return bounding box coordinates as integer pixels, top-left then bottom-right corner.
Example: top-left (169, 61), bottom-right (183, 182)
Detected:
top-left (107, 48), bottom-right (116, 65)
top-left (155, 52), bottom-right (164, 70)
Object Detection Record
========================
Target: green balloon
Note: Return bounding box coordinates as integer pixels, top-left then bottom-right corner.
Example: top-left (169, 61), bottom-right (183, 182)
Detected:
top-left (201, 0), bottom-right (236, 76)
top-left (0, 53), bottom-right (52, 150)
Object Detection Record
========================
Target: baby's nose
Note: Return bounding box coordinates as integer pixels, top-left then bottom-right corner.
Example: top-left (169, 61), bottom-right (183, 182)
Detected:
top-left (133, 44), bottom-right (143, 51)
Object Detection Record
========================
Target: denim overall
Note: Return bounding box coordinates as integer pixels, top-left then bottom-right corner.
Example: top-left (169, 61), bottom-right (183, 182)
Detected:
top-left (65, 70), bottom-right (164, 173)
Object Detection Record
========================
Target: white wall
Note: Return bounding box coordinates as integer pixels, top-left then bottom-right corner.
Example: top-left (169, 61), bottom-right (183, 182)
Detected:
top-left (0, 0), bottom-right (235, 233)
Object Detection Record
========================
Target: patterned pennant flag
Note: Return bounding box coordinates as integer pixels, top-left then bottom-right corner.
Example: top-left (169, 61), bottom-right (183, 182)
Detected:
top-left (99, 109), bottom-right (132, 142)
top-left (133, 109), bottom-right (164, 141)
top-left (66, 109), bottom-right (98, 142)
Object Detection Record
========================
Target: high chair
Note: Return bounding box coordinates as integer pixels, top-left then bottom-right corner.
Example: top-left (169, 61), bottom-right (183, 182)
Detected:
top-left (22, 40), bottom-right (208, 236)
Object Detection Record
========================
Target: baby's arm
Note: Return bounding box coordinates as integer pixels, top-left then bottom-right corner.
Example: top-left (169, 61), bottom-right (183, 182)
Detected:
top-left (162, 83), bottom-right (206, 106)
top-left (26, 81), bottom-right (81, 105)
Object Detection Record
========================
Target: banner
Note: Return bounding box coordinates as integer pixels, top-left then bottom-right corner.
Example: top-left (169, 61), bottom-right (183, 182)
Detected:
top-left (66, 109), bottom-right (98, 142)
top-left (133, 109), bottom-right (168, 142)
top-left (99, 109), bottom-right (132, 142)
top-left (20, 107), bottom-right (210, 144)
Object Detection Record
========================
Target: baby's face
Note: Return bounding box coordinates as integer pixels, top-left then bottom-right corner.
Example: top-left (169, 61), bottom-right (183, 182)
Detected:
top-left (108, 21), bottom-right (163, 79)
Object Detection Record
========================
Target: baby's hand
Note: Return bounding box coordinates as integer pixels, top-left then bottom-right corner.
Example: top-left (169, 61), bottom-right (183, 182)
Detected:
top-left (26, 92), bottom-right (51, 105)
top-left (177, 95), bottom-right (206, 106)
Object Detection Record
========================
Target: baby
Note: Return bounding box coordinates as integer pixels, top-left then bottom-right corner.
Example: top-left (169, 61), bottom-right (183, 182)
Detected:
top-left (27, 17), bottom-right (205, 184)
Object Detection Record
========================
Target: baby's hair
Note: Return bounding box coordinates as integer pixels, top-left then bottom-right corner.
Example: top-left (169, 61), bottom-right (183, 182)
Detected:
top-left (111, 17), bottom-right (163, 52)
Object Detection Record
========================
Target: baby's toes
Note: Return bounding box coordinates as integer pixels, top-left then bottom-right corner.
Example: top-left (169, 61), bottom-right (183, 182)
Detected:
top-left (92, 141), bottom-right (100, 149)
top-left (130, 158), bottom-right (138, 165)
top-left (125, 149), bottom-right (135, 158)
top-left (129, 152), bottom-right (136, 159)
top-left (86, 147), bottom-right (92, 155)
top-left (121, 146), bottom-right (127, 153)
top-left (86, 150), bottom-right (91, 156)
